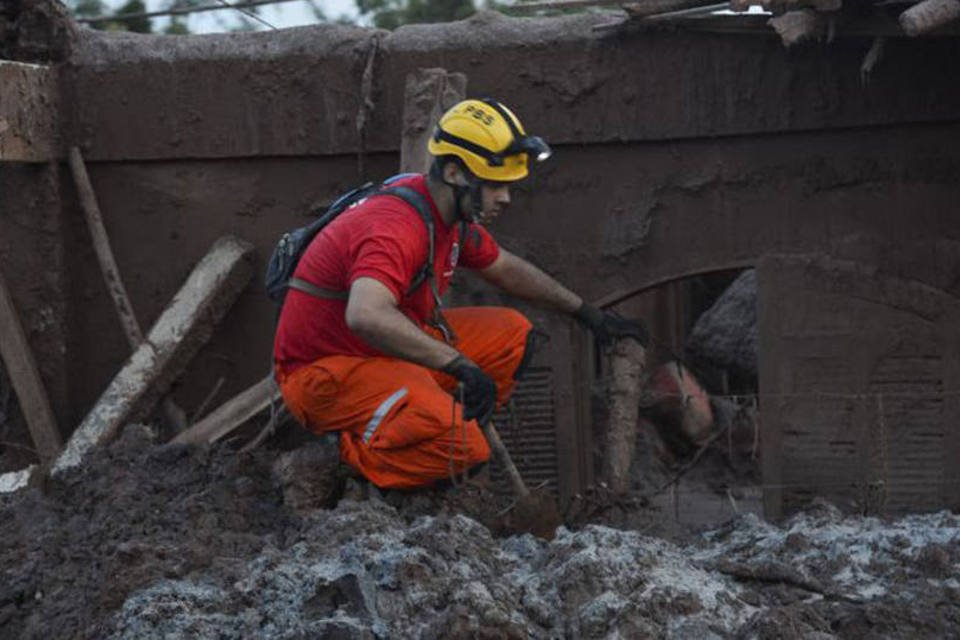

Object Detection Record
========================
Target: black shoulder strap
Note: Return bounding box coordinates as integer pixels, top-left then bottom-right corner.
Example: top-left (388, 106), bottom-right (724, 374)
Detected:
top-left (376, 186), bottom-right (435, 296)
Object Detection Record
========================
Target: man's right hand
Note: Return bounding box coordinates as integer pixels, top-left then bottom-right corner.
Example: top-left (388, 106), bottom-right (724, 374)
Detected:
top-left (441, 354), bottom-right (497, 425)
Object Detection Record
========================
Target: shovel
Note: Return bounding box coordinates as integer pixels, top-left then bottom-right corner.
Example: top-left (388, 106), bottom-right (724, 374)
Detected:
top-left (481, 419), bottom-right (562, 540)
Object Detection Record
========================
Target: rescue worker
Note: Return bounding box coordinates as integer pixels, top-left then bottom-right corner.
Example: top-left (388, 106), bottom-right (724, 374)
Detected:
top-left (274, 98), bottom-right (647, 489)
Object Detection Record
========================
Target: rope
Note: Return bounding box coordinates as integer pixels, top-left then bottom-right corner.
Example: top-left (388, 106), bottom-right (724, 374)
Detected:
top-left (355, 33), bottom-right (382, 182)
top-left (448, 383), bottom-right (467, 489)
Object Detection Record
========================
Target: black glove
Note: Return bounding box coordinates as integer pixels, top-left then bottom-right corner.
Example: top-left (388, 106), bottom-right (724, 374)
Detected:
top-left (441, 354), bottom-right (497, 425)
top-left (574, 302), bottom-right (650, 350)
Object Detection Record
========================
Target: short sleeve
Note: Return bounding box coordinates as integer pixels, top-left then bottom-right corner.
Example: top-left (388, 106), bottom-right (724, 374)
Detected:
top-left (347, 213), bottom-right (429, 302)
top-left (459, 224), bottom-right (500, 270)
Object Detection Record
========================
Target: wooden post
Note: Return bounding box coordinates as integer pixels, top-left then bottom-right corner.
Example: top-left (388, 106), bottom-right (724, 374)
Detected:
top-left (0, 270), bottom-right (62, 464)
top-left (400, 69), bottom-right (467, 174)
top-left (603, 339), bottom-right (647, 494)
top-left (0, 61), bottom-right (59, 162)
top-left (52, 235), bottom-right (255, 474)
top-left (900, 0), bottom-right (960, 36)
top-left (68, 146), bottom-right (187, 433)
top-left (172, 375), bottom-right (279, 445)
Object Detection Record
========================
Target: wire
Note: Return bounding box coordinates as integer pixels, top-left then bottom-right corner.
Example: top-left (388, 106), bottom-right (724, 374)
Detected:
top-left (214, 0), bottom-right (278, 30)
top-left (75, 0), bottom-right (297, 25)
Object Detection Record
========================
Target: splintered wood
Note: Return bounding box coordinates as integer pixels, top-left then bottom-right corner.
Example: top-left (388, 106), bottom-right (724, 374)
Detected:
top-left (52, 236), bottom-right (255, 475)
top-left (900, 0), bottom-right (960, 35)
top-left (0, 269), bottom-right (62, 465)
top-left (603, 339), bottom-right (647, 494)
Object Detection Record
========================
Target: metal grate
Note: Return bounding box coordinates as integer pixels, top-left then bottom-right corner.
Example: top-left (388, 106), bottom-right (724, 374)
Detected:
top-left (489, 366), bottom-right (558, 496)
top-left (869, 354), bottom-right (945, 512)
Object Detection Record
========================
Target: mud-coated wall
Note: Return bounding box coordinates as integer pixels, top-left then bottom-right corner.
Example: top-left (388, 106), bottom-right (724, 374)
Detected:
top-left (9, 12), bottom-right (960, 462)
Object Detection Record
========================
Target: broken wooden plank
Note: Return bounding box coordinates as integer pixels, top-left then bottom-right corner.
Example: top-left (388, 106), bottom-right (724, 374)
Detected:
top-left (603, 338), bottom-right (647, 494)
top-left (0, 61), bottom-right (59, 162)
top-left (68, 146), bottom-right (187, 433)
top-left (769, 9), bottom-right (827, 46)
top-left (900, 0), bottom-right (960, 36)
top-left (400, 68), bottom-right (467, 174)
top-left (52, 235), bottom-right (255, 474)
top-left (68, 146), bottom-right (144, 347)
top-left (172, 374), bottom-right (280, 445)
top-left (0, 268), bottom-right (62, 464)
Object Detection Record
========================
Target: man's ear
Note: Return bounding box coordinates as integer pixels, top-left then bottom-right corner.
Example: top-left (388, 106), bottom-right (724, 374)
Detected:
top-left (443, 161), bottom-right (465, 185)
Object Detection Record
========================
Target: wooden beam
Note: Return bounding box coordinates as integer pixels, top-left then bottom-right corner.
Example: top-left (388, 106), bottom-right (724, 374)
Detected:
top-left (67, 147), bottom-right (187, 433)
top-left (400, 69), bottom-right (467, 174)
top-left (52, 235), bottom-right (255, 474)
top-left (172, 374), bottom-right (280, 446)
top-left (68, 147), bottom-right (144, 347)
top-left (0, 269), bottom-right (62, 464)
top-left (900, 0), bottom-right (960, 36)
top-left (0, 61), bottom-right (59, 162)
top-left (603, 339), bottom-right (647, 494)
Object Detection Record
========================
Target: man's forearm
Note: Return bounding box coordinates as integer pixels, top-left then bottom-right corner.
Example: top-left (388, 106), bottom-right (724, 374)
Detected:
top-left (481, 250), bottom-right (582, 314)
top-left (349, 304), bottom-right (460, 370)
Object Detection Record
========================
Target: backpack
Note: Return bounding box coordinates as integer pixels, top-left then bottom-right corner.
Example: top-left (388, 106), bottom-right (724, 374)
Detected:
top-left (265, 174), bottom-right (441, 313)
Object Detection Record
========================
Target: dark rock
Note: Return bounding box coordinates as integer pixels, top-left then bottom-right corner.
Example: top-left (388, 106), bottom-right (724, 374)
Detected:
top-left (686, 269), bottom-right (757, 382)
top-left (916, 543), bottom-right (951, 578)
top-left (272, 439), bottom-right (343, 511)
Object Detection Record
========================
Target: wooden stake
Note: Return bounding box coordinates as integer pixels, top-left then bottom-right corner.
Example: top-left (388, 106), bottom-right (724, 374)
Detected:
top-left (68, 147), bottom-right (143, 348)
top-left (400, 69), bottom-right (467, 174)
top-left (173, 374), bottom-right (279, 445)
top-left (52, 235), bottom-right (255, 474)
top-left (603, 338), bottom-right (647, 494)
top-left (68, 146), bottom-right (187, 433)
top-left (0, 271), bottom-right (61, 464)
top-left (900, 0), bottom-right (960, 36)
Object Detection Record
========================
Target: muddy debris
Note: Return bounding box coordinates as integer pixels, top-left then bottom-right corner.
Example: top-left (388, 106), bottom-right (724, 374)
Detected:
top-left (1, 426), bottom-right (959, 639)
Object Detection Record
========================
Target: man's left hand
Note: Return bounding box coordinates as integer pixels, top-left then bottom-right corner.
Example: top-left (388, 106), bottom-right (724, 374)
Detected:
top-left (574, 302), bottom-right (649, 350)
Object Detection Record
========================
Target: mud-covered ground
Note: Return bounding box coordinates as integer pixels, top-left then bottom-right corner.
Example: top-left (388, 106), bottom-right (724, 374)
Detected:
top-left (2, 424), bottom-right (959, 639)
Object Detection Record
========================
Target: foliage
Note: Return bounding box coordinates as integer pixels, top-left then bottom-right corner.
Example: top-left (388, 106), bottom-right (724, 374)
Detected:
top-left (356, 0), bottom-right (476, 29)
top-left (64, 0), bottom-right (295, 34)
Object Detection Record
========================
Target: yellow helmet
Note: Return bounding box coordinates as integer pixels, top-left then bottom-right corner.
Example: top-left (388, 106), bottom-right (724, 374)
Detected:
top-left (427, 98), bottom-right (552, 182)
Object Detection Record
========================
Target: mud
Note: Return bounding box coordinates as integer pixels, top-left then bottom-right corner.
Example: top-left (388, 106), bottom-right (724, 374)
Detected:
top-left (2, 426), bottom-right (957, 639)
top-left (0, 0), bottom-right (76, 63)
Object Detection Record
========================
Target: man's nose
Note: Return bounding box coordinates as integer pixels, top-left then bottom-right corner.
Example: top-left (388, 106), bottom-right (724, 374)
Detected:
top-left (497, 187), bottom-right (511, 205)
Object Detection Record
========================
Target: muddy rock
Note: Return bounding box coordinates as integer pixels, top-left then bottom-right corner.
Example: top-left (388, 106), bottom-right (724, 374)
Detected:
top-left (3, 436), bottom-right (960, 639)
top-left (686, 269), bottom-right (758, 383)
top-left (271, 437), bottom-right (343, 511)
top-left (0, 425), bottom-right (294, 639)
top-left (0, 0), bottom-right (77, 63)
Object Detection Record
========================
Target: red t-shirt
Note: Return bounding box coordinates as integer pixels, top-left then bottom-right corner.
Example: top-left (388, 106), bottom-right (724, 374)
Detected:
top-left (274, 174), bottom-right (500, 374)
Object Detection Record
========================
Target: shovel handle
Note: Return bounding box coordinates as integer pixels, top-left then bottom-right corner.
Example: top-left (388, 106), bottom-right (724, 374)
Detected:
top-left (481, 420), bottom-right (530, 498)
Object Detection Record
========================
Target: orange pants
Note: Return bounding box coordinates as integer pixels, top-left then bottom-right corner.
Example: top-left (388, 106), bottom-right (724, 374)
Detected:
top-left (277, 307), bottom-right (533, 489)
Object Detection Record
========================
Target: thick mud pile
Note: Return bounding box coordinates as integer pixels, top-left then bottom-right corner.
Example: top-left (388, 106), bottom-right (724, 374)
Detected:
top-left (2, 426), bottom-right (959, 639)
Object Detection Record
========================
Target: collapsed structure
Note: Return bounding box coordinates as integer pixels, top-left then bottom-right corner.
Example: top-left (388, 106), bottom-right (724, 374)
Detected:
top-left (1, 0), bottom-right (959, 517)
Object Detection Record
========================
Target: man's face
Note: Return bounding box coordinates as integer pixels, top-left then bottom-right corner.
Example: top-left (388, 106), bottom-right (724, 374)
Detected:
top-left (445, 162), bottom-right (512, 224)
top-left (474, 181), bottom-right (511, 225)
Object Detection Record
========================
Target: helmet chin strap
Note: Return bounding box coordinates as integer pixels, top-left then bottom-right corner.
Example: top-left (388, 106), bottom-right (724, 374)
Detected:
top-left (443, 171), bottom-right (484, 223)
